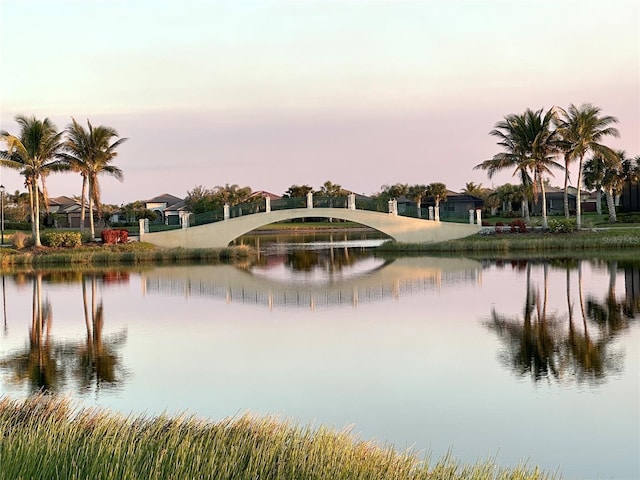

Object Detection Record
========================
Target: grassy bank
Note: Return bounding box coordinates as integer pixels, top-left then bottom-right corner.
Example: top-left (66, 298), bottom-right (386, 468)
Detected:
top-left (0, 396), bottom-right (556, 480)
top-left (0, 242), bottom-right (254, 269)
top-left (378, 228), bottom-right (640, 253)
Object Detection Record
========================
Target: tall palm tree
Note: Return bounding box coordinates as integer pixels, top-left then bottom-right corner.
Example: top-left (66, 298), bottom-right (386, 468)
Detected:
top-left (476, 108), bottom-right (562, 228)
top-left (555, 104), bottom-right (619, 229)
top-left (600, 151), bottom-right (626, 222)
top-left (63, 118), bottom-right (127, 239)
top-left (0, 115), bottom-right (66, 246)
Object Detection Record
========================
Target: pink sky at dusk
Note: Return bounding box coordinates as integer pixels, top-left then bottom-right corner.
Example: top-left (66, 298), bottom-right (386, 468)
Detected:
top-left (1, 1), bottom-right (638, 205)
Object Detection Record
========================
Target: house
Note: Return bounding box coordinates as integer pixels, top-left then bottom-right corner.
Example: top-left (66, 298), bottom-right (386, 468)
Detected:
top-left (145, 194), bottom-right (184, 224)
top-left (247, 190), bottom-right (282, 201)
top-left (620, 180), bottom-right (640, 213)
top-left (47, 196), bottom-right (96, 228)
top-left (396, 191), bottom-right (483, 219)
top-left (531, 187), bottom-right (576, 215)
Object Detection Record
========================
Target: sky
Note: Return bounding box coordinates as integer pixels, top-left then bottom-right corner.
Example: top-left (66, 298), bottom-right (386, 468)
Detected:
top-left (1, 0), bottom-right (639, 205)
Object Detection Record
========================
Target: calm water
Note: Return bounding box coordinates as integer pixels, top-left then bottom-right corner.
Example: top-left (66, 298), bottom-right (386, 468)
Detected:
top-left (0, 234), bottom-right (638, 479)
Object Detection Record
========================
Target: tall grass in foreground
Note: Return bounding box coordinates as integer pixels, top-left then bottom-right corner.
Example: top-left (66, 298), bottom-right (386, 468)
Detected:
top-left (0, 396), bottom-right (557, 480)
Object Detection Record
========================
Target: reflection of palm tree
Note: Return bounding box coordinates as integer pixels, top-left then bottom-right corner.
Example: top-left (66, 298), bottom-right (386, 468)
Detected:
top-left (586, 260), bottom-right (632, 338)
top-left (0, 273), bottom-right (62, 392)
top-left (485, 260), bottom-right (623, 385)
top-left (486, 262), bottom-right (561, 381)
top-left (75, 274), bottom-right (127, 390)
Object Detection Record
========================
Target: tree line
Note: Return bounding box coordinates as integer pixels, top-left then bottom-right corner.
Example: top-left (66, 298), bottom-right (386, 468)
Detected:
top-left (0, 115), bottom-right (127, 246)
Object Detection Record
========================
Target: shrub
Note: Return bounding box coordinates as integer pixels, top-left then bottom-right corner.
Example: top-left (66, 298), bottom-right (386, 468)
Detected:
top-left (494, 221), bottom-right (504, 233)
top-left (11, 231), bottom-right (33, 249)
top-left (548, 218), bottom-right (576, 233)
top-left (101, 229), bottom-right (129, 244)
top-left (509, 219), bottom-right (527, 233)
top-left (41, 232), bottom-right (82, 248)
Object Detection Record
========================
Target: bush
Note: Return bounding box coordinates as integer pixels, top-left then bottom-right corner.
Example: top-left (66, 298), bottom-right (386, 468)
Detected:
top-left (11, 231), bottom-right (33, 249)
top-left (548, 218), bottom-right (576, 233)
top-left (495, 221), bottom-right (504, 233)
top-left (509, 219), bottom-right (527, 233)
top-left (101, 229), bottom-right (129, 244)
top-left (41, 231), bottom-right (82, 248)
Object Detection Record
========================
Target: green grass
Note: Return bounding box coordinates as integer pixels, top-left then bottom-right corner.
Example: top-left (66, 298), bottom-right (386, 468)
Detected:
top-left (0, 242), bottom-right (254, 269)
top-left (0, 396), bottom-right (557, 480)
top-left (379, 228), bottom-right (640, 253)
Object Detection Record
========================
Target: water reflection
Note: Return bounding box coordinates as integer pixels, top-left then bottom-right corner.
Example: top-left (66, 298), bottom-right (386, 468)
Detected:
top-left (142, 255), bottom-right (482, 309)
top-left (484, 259), bottom-right (638, 385)
top-left (0, 272), bottom-right (127, 394)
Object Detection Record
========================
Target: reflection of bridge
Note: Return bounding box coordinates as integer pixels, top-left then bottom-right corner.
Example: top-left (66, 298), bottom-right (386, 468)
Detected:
top-left (142, 256), bottom-right (482, 309)
top-left (140, 195), bottom-right (481, 248)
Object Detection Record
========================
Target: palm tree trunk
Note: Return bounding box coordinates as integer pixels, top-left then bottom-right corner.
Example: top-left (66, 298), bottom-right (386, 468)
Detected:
top-left (88, 178), bottom-right (95, 241)
top-left (595, 187), bottom-right (602, 214)
top-left (540, 173), bottom-right (549, 229)
top-left (33, 184), bottom-right (42, 247)
top-left (576, 156), bottom-right (584, 229)
top-left (80, 175), bottom-right (87, 232)
top-left (563, 155), bottom-right (570, 218)
top-left (605, 188), bottom-right (617, 222)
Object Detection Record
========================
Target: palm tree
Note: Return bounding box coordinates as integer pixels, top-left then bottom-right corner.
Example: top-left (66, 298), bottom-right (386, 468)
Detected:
top-left (583, 155), bottom-right (606, 215)
top-left (407, 184), bottom-right (427, 217)
top-left (556, 104), bottom-right (619, 229)
top-left (63, 118), bottom-right (127, 239)
top-left (0, 115), bottom-right (66, 246)
top-left (602, 151), bottom-right (628, 222)
top-left (426, 182), bottom-right (447, 221)
top-left (461, 182), bottom-right (483, 197)
top-left (475, 108), bottom-right (562, 229)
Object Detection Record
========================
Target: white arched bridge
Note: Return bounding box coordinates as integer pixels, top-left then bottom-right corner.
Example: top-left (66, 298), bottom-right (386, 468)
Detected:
top-left (140, 194), bottom-right (482, 248)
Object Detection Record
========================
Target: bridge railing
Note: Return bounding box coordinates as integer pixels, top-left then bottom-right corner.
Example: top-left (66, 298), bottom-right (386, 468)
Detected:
top-left (180, 195), bottom-right (474, 229)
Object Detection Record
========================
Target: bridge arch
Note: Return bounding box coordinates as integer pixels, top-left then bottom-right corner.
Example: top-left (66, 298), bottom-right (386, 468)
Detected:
top-left (141, 207), bottom-right (481, 248)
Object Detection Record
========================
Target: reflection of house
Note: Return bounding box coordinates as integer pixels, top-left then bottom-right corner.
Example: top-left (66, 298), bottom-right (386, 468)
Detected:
top-left (47, 196), bottom-right (96, 228)
top-left (620, 181), bottom-right (640, 213)
top-left (145, 194), bottom-right (184, 225)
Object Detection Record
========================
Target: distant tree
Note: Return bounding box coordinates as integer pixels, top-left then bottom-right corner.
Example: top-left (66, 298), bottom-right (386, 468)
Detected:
top-left (213, 184), bottom-right (252, 206)
top-left (121, 201), bottom-right (158, 223)
top-left (461, 182), bottom-right (484, 197)
top-left (0, 115), bottom-right (67, 246)
top-left (319, 180), bottom-right (347, 197)
top-left (283, 184), bottom-right (313, 198)
top-left (407, 184), bottom-right (428, 216)
top-left (583, 155), bottom-right (607, 215)
top-left (185, 185), bottom-right (217, 214)
top-left (426, 182), bottom-right (448, 212)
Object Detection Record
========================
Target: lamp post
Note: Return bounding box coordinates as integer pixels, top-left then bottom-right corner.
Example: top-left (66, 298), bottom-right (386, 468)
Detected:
top-left (0, 185), bottom-right (4, 246)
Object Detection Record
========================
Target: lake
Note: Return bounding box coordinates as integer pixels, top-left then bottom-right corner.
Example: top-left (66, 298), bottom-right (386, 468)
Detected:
top-left (0, 233), bottom-right (638, 479)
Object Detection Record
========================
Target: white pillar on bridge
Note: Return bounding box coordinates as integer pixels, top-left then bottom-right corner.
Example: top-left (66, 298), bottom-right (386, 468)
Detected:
top-left (435, 206), bottom-right (440, 222)
top-left (388, 199), bottom-right (398, 215)
top-left (224, 204), bottom-right (230, 220)
top-left (469, 209), bottom-right (474, 224)
top-left (476, 209), bottom-right (482, 225)
top-left (265, 197), bottom-right (271, 212)
top-left (348, 193), bottom-right (356, 210)
top-left (307, 192), bottom-right (313, 209)
top-left (139, 218), bottom-right (149, 239)
top-left (428, 206), bottom-right (434, 220)
top-left (180, 212), bottom-right (190, 229)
